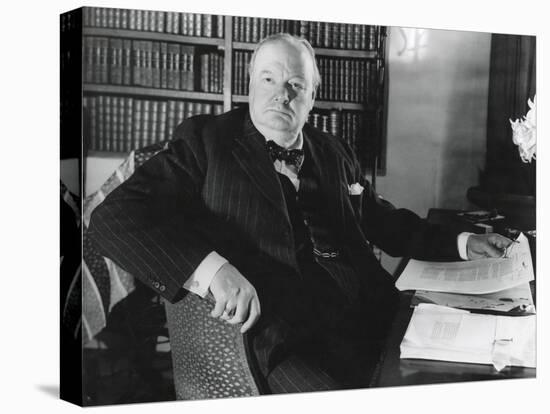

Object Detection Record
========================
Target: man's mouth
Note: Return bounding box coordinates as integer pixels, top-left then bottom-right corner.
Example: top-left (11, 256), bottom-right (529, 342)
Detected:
top-left (266, 108), bottom-right (293, 118)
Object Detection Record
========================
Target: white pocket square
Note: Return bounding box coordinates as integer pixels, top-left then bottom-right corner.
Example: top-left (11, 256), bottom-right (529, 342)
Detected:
top-left (348, 182), bottom-right (364, 195)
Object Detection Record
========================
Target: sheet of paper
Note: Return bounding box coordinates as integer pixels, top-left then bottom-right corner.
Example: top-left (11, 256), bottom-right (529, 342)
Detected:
top-left (412, 282), bottom-right (535, 314)
top-left (400, 304), bottom-right (536, 370)
top-left (396, 233), bottom-right (534, 294)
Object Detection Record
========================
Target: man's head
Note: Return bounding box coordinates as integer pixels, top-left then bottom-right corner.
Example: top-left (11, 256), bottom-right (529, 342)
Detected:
top-left (248, 34), bottom-right (320, 145)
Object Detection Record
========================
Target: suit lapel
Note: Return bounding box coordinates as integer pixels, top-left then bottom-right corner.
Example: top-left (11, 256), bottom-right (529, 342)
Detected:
top-left (302, 128), bottom-right (347, 229)
top-left (303, 127), bottom-right (365, 246)
top-left (231, 115), bottom-right (288, 219)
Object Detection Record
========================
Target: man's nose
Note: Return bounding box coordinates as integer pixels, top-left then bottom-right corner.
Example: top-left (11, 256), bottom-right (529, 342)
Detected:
top-left (274, 84), bottom-right (293, 104)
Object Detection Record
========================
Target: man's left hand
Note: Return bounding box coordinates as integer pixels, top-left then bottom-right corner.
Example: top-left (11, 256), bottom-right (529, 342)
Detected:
top-left (466, 233), bottom-right (514, 260)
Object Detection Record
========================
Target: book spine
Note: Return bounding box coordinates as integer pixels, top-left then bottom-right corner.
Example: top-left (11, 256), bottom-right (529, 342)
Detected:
top-left (152, 41), bottom-right (160, 89)
top-left (166, 100), bottom-right (176, 140)
top-left (188, 52), bottom-right (195, 91)
top-left (120, 9), bottom-right (128, 30)
top-left (133, 99), bottom-right (142, 150)
top-left (117, 97), bottom-right (125, 152)
top-left (160, 42), bottom-right (168, 89)
top-left (244, 17), bottom-right (251, 42)
top-left (104, 95), bottom-right (112, 151)
top-left (124, 98), bottom-right (133, 152)
top-left (343, 59), bottom-right (350, 101)
top-left (176, 100), bottom-right (185, 124)
top-left (186, 101), bottom-right (194, 119)
top-left (89, 96), bottom-right (97, 149)
top-left (111, 96), bottom-right (119, 151)
top-left (203, 14), bottom-right (212, 37)
top-left (82, 7), bottom-right (91, 27)
top-left (323, 22), bottom-right (330, 48)
top-left (156, 10), bottom-right (165, 33)
top-left (165, 12), bottom-right (173, 34)
top-left (129, 9), bottom-right (136, 30)
top-left (194, 13), bottom-right (202, 37)
top-left (180, 13), bottom-right (188, 35)
top-left (158, 100), bottom-right (167, 142)
top-left (166, 44), bottom-right (174, 89)
top-left (97, 95), bottom-right (105, 150)
top-left (150, 100), bottom-right (158, 144)
top-left (238, 16), bottom-right (245, 42)
top-left (173, 44), bottom-right (181, 90)
top-left (111, 38), bottom-right (123, 84)
top-left (172, 12), bottom-right (180, 35)
top-left (143, 10), bottom-right (150, 31)
top-left (83, 36), bottom-right (93, 83)
top-left (141, 100), bottom-right (150, 148)
top-left (200, 53), bottom-right (208, 92)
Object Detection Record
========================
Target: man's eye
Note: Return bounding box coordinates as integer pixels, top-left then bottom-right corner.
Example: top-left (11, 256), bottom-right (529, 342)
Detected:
top-left (262, 77), bottom-right (273, 83)
top-left (291, 82), bottom-right (305, 90)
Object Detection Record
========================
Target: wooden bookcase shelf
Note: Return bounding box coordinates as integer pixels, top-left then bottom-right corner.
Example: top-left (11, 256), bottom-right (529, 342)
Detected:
top-left (84, 84), bottom-right (223, 102)
top-left (232, 41), bottom-right (378, 58)
top-left (82, 8), bottom-right (388, 176)
top-left (83, 27), bottom-right (224, 47)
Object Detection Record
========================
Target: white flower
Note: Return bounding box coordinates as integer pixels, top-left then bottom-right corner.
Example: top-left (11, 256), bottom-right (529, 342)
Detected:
top-left (510, 95), bottom-right (537, 163)
top-left (348, 182), bottom-right (364, 195)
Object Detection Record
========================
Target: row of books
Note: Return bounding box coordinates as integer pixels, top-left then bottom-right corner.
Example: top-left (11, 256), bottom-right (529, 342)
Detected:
top-left (83, 7), bottom-right (224, 38)
top-left (232, 51), bottom-right (251, 96)
top-left (233, 51), bottom-right (381, 103)
top-left (308, 109), bottom-right (373, 154)
top-left (317, 57), bottom-right (381, 103)
top-left (83, 95), bottom-right (223, 152)
top-left (84, 37), bottom-right (224, 93)
top-left (233, 17), bottom-right (382, 50)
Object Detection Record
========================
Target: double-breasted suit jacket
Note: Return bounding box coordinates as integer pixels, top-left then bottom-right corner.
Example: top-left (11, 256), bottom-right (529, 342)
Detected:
top-left (89, 106), bottom-right (460, 368)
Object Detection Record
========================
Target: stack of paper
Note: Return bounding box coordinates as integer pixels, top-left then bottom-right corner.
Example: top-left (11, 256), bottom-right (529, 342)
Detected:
top-left (400, 304), bottom-right (536, 370)
top-left (397, 234), bottom-right (536, 370)
top-left (411, 283), bottom-right (535, 314)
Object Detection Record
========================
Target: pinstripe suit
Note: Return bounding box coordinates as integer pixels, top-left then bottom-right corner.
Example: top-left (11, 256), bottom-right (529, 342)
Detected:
top-left (89, 106), bottom-right (461, 391)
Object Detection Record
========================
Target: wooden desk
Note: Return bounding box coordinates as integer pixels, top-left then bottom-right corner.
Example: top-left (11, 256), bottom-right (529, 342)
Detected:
top-left (372, 291), bottom-right (536, 388)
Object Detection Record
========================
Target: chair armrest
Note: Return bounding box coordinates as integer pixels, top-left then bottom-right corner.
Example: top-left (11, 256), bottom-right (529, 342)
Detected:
top-left (164, 293), bottom-right (260, 399)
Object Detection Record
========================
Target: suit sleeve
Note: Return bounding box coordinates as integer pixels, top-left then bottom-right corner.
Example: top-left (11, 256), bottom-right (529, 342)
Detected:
top-left (344, 145), bottom-right (461, 261)
top-left (88, 116), bottom-right (220, 303)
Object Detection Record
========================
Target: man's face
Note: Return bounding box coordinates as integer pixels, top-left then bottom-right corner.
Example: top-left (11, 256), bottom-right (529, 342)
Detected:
top-left (248, 40), bottom-right (316, 143)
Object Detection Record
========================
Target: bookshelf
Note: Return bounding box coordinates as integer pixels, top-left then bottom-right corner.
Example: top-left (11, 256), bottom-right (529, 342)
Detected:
top-left (81, 7), bottom-right (388, 176)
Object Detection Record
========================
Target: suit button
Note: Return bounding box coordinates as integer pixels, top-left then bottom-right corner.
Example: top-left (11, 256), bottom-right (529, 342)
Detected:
top-left (159, 285), bottom-right (166, 292)
top-left (153, 281), bottom-right (160, 289)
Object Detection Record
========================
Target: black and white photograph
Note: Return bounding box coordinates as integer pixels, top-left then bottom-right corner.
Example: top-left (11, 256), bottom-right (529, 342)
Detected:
top-left (4, 1), bottom-right (546, 413)
top-left (57, 2), bottom-right (541, 407)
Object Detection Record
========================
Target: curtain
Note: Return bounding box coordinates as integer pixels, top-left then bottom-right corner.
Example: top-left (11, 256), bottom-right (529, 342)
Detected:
top-left (482, 33), bottom-right (536, 195)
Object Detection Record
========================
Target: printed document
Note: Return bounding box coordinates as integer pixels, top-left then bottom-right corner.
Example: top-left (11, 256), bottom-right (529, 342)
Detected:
top-left (400, 304), bottom-right (536, 370)
top-left (396, 233), bottom-right (533, 294)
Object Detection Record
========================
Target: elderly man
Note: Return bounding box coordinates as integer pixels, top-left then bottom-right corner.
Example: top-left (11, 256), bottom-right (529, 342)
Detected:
top-left (89, 33), bottom-right (512, 393)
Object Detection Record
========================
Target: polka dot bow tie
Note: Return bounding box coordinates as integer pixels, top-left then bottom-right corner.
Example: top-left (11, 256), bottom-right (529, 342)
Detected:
top-left (266, 140), bottom-right (305, 169)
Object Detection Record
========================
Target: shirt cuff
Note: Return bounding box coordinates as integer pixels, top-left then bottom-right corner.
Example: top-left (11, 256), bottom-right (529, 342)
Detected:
top-left (457, 232), bottom-right (474, 260)
top-left (183, 251), bottom-right (228, 298)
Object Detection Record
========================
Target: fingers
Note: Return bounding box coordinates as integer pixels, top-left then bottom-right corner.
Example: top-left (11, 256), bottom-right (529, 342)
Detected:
top-left (489, 234), bottom-right (514, 249)
top-left (220, 299), bottom-right (237, 320)
top-left (227, 294), bottom-right (250, 325)
top-left (210, 297), bottom-right (227, 318)
top-left (483, 243), bottom-right (504, 258)
top-left (240, 297), bottom-right (261, 333)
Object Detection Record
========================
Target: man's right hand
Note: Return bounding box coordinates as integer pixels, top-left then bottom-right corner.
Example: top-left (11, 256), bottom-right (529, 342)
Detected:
top-left (209, 262), bottom-right (261, 333)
